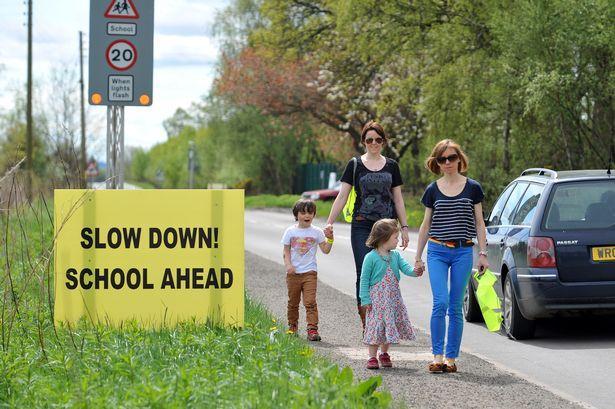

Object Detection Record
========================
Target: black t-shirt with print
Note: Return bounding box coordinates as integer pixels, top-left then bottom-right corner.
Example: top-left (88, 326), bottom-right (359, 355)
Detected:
top-left (341, 157), bottom-right (403, 221)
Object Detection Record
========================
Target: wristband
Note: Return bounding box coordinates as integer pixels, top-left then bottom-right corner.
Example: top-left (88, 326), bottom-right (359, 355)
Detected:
top-left (326, 238), bottom-right (334, 244)
top-left (401, 225), bottom-right (409, 229)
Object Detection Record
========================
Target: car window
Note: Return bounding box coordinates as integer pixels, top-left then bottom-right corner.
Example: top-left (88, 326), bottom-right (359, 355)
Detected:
top-left (488, 183), bottom-right (516, 226)
top-left (512, 183), bottom-right (543, 226)
top-left (500, 182), bottom-right (529, 226)
top-left (545, 180), bottom-right (615, 230)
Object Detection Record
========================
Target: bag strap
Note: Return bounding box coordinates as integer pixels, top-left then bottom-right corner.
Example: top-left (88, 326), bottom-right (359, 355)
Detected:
top-left (352, 156), bottom-right (358, 187)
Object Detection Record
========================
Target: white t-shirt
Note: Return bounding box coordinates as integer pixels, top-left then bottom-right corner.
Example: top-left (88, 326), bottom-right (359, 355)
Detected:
top-left (281, 225), bottom-right (326, 273)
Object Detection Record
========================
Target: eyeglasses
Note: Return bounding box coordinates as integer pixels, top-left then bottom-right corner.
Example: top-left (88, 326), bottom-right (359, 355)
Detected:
top-left (365, 137), bottom-right (384, 145)
top-left (436, 154), bottom-right (459, 164)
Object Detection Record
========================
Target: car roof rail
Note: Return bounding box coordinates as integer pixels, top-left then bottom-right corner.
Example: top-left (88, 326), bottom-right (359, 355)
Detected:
top-left (520, 168), bottom-right (558, 178)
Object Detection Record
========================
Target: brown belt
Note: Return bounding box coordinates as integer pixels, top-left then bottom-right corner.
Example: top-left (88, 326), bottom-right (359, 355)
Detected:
top-left (429, 237), bottom-right (474, 248)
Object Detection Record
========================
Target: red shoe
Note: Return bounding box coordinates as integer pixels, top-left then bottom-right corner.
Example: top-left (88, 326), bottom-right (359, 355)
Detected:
top-left (378, 352), bottom-right (392, 368)
top-left (287, 324), bottom-right (298, 335)
top-left (307, 328), bottom-right (321, 341)
top-left (366, 357), bottom-right (379, 370)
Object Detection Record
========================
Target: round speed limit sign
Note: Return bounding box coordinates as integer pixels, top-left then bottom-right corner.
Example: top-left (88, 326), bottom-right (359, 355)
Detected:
top-left (106, 40), bottom-right (138, 71)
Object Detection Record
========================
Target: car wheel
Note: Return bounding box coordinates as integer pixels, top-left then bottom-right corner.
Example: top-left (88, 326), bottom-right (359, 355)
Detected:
top-left (463, 278), bottom-right (482, 322)
top-left (503, 274), bottom-right (536, 340)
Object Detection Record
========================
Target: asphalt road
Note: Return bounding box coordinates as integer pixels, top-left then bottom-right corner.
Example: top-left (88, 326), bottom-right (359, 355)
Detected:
top-left (246, 208), bottom-right (615, 409)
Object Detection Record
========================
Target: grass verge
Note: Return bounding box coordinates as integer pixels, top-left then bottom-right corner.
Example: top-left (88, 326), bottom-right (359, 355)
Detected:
top-left (125, 180), bottom-right (157, 189)
top-left (1, 196), bottom-right (391, 408)
top-left (245, 194), bottom-right (424, 228)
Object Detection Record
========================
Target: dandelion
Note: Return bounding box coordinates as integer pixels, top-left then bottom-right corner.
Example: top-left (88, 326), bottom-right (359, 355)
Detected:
top-left (269, 326), bottom-right (277, 331)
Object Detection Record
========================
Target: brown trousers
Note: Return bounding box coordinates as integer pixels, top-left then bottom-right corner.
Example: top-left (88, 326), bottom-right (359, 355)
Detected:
top-left (286, 271), bottom-right (318, 329)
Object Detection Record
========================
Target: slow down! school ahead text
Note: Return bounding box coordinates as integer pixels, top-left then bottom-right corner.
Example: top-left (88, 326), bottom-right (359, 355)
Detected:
top-left (64, 226), bottom-right (234, 290)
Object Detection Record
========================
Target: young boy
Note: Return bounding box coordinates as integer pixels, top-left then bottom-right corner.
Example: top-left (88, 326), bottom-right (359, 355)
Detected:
top-left (281, 199), bottom-right (333, 341)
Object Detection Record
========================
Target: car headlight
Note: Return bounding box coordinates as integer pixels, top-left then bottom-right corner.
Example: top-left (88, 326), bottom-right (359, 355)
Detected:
top-left (310, 193), bottom-right (320, 200)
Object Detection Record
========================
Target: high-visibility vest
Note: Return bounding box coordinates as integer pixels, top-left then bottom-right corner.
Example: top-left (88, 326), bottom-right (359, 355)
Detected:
top-left (473, 269), bottom-right (503, 332)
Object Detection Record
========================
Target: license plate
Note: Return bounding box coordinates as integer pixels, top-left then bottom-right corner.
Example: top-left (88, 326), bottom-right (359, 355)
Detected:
top-left (591, 246), bottom-right (615, 262)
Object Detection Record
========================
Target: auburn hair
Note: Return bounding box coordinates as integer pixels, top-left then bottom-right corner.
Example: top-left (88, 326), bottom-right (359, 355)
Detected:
top-left (425, 139), bottom-right (469, 175)
top-left (361, 120), bottom-right (387, 143)
top-left (365, 219), bottom-right (399, 248)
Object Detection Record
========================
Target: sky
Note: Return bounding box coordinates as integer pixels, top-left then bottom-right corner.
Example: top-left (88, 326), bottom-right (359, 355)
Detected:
top-left (0, 0), bottom-right (229, 156)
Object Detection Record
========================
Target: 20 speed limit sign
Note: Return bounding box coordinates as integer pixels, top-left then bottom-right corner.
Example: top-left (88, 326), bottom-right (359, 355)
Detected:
top-left (106, 39), bottom-right (137, 71)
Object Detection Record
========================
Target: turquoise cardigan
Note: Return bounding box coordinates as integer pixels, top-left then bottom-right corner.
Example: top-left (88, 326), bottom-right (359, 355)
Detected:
top-left (359, 249), bottom-right (416, 306)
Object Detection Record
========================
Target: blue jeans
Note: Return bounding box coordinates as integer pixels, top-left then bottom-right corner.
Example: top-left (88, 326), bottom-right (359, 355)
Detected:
top-left (350, 219), bottom-right (375, 306)
top-left (427, 241), bottom-right (473, 358)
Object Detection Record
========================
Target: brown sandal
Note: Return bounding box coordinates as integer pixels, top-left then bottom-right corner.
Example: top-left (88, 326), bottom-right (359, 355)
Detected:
top-left (443, 363), bottom-right (457, 373)
top-left (428, 362), bottom-right (445, 373)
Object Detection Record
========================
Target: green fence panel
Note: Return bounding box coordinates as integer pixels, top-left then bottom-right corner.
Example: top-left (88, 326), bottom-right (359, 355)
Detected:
top-left (293, 163), bottom-right (338, 193)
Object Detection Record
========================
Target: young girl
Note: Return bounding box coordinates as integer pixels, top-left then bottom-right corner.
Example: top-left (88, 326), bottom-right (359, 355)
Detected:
top-left (360, 219), bottom-right (423, 369)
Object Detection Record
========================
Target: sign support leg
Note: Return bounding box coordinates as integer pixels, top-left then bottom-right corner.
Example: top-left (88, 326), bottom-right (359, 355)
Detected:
top-left (106, 105), bottom-right (125, 189)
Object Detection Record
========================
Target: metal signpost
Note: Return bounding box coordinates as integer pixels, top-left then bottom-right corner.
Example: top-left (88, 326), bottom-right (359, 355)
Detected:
top-left (88, 0), bottom-right (154, 189)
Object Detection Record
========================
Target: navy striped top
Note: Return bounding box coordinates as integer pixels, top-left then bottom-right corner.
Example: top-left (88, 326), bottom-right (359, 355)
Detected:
top-left (421, 178), bottom-right (484, 241)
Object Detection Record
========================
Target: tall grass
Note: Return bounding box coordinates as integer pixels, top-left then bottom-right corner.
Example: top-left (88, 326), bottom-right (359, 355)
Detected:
top-left (0, 174), bottom-right (390, 408)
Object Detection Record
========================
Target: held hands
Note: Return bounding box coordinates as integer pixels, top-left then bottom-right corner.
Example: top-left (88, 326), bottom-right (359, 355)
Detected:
top-left (324, 227), bottom-right (334, 240)
top-left (324, 224), bottom-right (334, 238)
top-left (413, 260), bottom-right (425, 277)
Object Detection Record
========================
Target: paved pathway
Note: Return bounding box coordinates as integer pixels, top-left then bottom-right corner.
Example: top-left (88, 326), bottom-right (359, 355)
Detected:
top-left (245, 251), bottom-right (584, 409)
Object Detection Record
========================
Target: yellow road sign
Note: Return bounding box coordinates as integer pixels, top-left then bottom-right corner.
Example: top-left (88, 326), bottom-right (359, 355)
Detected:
top-left (54, 189), bottom-right (244, 328)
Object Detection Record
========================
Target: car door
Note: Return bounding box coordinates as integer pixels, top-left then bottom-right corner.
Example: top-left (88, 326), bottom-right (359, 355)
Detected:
top-left (486, 182), bottom-right (529, 296)
top-left (507, 183), bottom-right (545, 270)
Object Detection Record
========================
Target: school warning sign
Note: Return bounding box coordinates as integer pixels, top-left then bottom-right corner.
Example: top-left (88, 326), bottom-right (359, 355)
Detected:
top-left (53, 189), bottom-right (244, 327)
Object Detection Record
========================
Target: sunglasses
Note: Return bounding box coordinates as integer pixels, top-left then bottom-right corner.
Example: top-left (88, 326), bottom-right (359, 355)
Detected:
top-left (365, 137), bottom-right (384, 145)
top-left (436, 154), bottom-right (459, 164)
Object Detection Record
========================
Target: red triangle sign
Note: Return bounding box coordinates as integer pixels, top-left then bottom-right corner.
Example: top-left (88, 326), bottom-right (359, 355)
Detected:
top-left (105, 0), bottom-right (140, 19)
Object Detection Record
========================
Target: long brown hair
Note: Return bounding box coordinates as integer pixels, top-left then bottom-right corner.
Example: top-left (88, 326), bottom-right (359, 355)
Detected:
top-left (425, 139), bottom-right (469, 175)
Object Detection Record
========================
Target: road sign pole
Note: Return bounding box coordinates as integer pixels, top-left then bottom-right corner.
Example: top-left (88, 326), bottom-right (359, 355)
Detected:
top-left (106, 106), bottom-right (112, 188)
top-left (106, 105), bottom-right (124, 189)
top-left (119, 106), bottom-right (125, 188)
top-left (91, 0), bottom-right (154, 190)
top-left (188, 140), bottom-right (195, 189)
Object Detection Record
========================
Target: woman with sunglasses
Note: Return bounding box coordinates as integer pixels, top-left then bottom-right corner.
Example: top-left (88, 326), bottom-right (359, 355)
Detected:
top-left (324, 120), bottom-right (410, 331)
top-left (414, 139), bottom-right (489, 373)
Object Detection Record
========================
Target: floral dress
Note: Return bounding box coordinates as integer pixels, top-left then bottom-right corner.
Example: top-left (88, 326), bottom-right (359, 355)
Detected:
top-left (363, 257), bottom-right (416, 345)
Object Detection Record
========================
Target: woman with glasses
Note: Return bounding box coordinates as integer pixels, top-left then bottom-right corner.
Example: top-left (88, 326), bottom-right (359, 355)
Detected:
top-left (414, 139), bottom-right (489, 373)
top-left (324, 120), bottom-right (410, 332)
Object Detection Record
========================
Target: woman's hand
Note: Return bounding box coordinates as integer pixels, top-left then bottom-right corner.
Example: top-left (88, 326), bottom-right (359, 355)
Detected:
top-left (414, 260), bottom-right (425, 276)
top-left (324, 223), bottom-right (334, 238)
top-left (400, 227), bottom-right (409, 250)
top-left (477, 254), bottom-right (489, 275)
